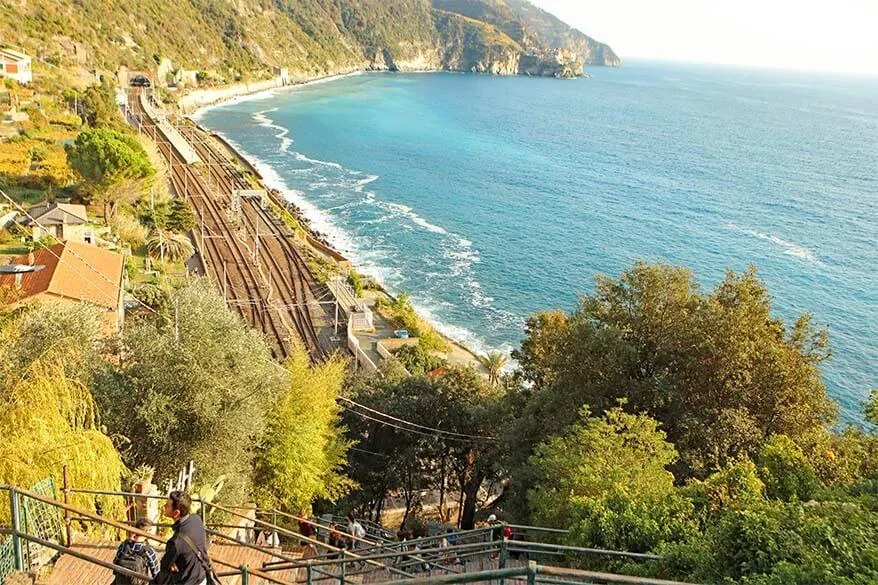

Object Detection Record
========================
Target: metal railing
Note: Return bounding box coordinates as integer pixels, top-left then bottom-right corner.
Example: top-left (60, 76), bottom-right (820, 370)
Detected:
top-left (0, 485), bottom-right (294, 584)
top-left (0, 482), bottom-right (698, 585)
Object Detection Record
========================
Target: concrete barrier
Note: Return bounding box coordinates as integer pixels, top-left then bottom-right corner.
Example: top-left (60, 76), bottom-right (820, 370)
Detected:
top-left (348, 319), bottom-right (378, 373)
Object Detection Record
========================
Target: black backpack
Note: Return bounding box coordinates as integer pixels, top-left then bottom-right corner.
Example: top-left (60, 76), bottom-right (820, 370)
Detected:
top-left (113, 543), bottom-right (150, 585)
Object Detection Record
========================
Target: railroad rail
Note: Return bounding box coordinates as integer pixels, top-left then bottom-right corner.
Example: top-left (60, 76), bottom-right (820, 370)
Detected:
top-left (128, 89), bottom-right (336, 360)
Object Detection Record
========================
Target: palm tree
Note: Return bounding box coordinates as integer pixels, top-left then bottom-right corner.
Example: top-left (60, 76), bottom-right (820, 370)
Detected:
top-left (479, 351), bottom-right (508, 387)
top-left (145, 228), bottom-right (194, 264)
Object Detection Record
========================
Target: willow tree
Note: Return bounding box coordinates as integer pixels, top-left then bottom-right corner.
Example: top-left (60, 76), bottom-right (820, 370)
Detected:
top-left (253, 347), bottom-right (354, 512)
top-left (0, 304), bottom-right (124, 521)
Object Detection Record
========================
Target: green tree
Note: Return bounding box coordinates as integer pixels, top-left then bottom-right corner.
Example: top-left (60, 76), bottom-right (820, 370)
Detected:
top-left (79, 77), bottom-right (124, 130)
top-left (665, 501), bottom-right (878, 584)
top-left (95, 280), bottom-right (287, 503)
top-left (528, 407), bottom-right (695, 552)
top-left (866, 390), bottom-right (878, 426)
top-left (757, 435), bottom-right (820, 501)
top-left (342, 366), bottom-right (505, 529)
top-left (166, 199), bottom-right (197, 233)
top-left (511, 262), bottom-right (836, 483)
top-left (66, 128), bottom-right (155, 222)
top-left (392, 343), bottom-right (447, 377)
top-left (252, 347), bottom-right (354, 511)
top-left (0, 304), bottom-right (125, 521)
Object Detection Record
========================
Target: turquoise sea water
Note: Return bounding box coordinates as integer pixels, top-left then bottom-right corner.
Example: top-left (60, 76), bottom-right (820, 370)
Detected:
top-left (194, 62), bottom-right (877, 420)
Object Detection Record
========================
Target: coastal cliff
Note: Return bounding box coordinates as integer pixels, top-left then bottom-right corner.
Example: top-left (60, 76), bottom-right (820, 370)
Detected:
top-left (1, 0), bottom-right (618, 83)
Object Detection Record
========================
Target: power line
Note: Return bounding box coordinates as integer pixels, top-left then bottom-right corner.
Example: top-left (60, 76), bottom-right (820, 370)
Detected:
top-left (339, 396), bottom-right (498, 441)
top-left (339, 403), bottom-right (497, 444)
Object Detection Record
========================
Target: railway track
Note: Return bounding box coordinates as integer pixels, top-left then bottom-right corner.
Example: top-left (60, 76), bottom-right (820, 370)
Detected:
top-left (176, 123), bottom-right (328, 356)
top-left (128, 90), bottom-right (333, 360)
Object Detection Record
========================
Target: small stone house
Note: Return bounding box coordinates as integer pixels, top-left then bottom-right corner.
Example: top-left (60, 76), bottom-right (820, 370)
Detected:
top-left (20, 202), bottom-right (96, 244)
top-left (0, 241), bottom-right (126, 333)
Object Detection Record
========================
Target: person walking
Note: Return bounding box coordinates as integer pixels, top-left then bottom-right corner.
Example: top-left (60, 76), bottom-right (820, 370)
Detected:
top-left (151, 491), bottom-right (211, 585)
top-left (346, 513), bottom-right (366, 550)
top-left (113, 517), bottom-right (159, 585)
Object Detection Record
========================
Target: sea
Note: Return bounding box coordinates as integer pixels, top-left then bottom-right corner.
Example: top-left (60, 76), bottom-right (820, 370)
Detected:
top-left (193, 61), bottom-right (878, 422)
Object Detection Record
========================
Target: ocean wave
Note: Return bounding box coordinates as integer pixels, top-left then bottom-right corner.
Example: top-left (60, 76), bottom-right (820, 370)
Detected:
top-left (253, 109), bottom-right (293, 152)
top-left (378, 201), bottom-right (448, 234)
top-left (295, 152), bottom-right (343, 169)
top-left (726, 223), bottom-right (825, 266)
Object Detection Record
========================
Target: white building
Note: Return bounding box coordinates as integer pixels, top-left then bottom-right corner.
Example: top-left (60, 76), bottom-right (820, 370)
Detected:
top-left (0, 48), bottom-right (33, 85)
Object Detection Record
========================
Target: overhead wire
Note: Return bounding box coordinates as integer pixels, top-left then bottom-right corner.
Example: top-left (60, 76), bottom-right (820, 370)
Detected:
top-left (339, 403), bottom-right (497, 443)
top-left (339, 396), bottom-right (498, 441)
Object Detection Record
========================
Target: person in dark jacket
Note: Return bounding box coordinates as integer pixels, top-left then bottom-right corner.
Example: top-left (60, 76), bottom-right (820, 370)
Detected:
top-left (151, 491), bottom-right (208, 585)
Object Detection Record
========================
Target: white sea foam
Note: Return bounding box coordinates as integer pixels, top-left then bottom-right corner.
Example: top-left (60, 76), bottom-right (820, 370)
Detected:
top-left (726, 223), bottom-right (824, 266)
top-left (253, 109), bottom-right (293, 152)
top-left (295, 152), bottom-right (343, 169)
top-left (378, 201), bottom-right (449, 234)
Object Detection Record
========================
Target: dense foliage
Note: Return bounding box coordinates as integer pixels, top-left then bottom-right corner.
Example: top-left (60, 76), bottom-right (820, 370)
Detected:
top-left (253, 348), bottom-right (354, 511)
top-left (0, 0), bottom-right (617, 85)
top-left (0, 304), bottom-right (125, 520)
top-left (94, 280), bottom-right (288, 503)
top-left (66, 128), bottom-right (155, 221)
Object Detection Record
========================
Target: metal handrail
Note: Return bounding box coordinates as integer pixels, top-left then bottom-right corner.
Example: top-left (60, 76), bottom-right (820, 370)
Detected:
top-left (203, 500), bottom-right (415, 578)
top-left (1, 486), bottom-right (294, 585)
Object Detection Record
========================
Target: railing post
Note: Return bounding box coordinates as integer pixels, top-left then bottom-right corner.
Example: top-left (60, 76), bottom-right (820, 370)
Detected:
top-left (339, 549), bottom-right (346, 585)
top-left (10, 487), bottom-right (24, 571)
top-left (306, 559), bottom-right (313, 585)
top-left (527, 561), bottom-right (537, 585)
top-left (240, 564), bottom-right (249, 585)
top-left (499, 523), bottom-right (508, 585)
top-left (62, 465), bottom-right (73, 546)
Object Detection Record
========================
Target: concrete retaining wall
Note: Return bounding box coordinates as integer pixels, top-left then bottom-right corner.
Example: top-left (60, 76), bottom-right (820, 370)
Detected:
top-left (348, 319), bottom-right (378, 373)
top-left (177, 77), bottom-right (284, 115)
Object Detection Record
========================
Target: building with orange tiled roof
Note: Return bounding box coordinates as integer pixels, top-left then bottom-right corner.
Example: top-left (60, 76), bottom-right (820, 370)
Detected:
top-left (0, 241), bottom-right (125, 333)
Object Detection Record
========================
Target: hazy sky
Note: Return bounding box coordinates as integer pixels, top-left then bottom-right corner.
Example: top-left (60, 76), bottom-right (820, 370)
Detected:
top-left (531, 0), bottom-right (878, 75)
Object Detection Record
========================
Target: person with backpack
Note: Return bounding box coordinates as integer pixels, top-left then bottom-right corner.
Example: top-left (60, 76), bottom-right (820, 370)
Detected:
top-left (152, 491), bottom-right (212, 585)
top-left (113, 517), bottom-right (159, 585)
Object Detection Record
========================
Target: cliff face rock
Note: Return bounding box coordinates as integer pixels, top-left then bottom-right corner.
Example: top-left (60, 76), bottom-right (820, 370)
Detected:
top-left (504, 0), bottom-right (621, 67)
top-left (1, 0), bottom-right (618, 82)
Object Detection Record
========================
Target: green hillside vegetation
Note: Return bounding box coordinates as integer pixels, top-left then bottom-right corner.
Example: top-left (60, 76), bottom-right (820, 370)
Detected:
top-left (1, 0), bottom-right (618, 85)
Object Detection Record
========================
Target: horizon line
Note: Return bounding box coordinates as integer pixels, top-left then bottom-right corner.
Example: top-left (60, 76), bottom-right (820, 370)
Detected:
top-left (612, 56), bottom-right (878, 79)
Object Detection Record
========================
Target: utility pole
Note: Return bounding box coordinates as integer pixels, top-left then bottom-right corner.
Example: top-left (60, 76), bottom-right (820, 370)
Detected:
top-left (223, 261), bottom-right (228, 301)
top-left (199, 209), bottom-right (205, 254)
top-left (253, 220), bottom-right (260, 265)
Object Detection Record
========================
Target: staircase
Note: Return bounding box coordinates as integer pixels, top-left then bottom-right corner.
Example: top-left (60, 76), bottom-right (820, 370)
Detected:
top-left (42, 540), bottom-right (301, 585)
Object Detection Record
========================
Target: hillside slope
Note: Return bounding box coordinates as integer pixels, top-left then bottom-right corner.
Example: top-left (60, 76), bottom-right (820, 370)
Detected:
top-left (0, 0), bottom-right (619, 82)
top-left (504, 0), bottom-right (621, 66)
